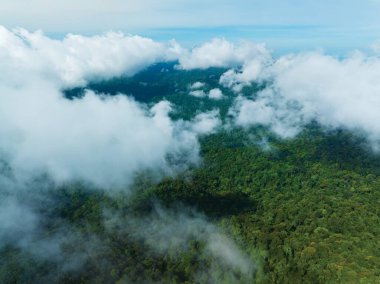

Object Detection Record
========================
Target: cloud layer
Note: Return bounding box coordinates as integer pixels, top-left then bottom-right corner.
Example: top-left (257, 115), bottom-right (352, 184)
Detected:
top-left (0, 87), bottom-right (203, 188)
top-left (0, 26), bottom-right (182, 88)
top-left (3, 25), bottom-right (380, 186)
top-left (228, 51), bottom-right (380, 148)
top-left (0, 26), bottom-right (226, 189)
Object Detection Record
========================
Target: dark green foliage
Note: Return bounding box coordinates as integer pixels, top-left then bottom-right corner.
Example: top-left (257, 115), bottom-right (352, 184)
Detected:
top-left (174, 127), bottom-right (380, 283)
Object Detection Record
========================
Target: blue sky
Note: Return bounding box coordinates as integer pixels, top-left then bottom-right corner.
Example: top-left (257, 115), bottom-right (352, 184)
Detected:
top-left (1, 0), bottom-right (380, 53)
top-left (141, 25), bottom-right (379, 55)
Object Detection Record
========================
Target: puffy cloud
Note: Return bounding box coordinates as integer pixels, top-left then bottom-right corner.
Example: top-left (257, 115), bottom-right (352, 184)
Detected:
top-left (208, 88), bottom-right (224, 100)
top-left (229, 51), bottom-right (380, 147)
top-left (188, 86), bottom-right (225, 100)
top-left (190, 110), bottom-right (221, 135)
top-left (229, 93), bottom-right (303, 138)
top-left (216, 42), bottom-right (272, 93)
top-left (0, 26), bottom-right (228, 189)
top-left (0, 81), bottom-right (202, 188)
top-left (0, 26), bottom-right (182, 88)
top-left (190, 81), bottom-right (206, 90)
top-left (178, 38), bottom-right (269, 70)
top-left (220, 58), bottom-right (271, 93)
top-left (189, 90), bottom-right (207, 98)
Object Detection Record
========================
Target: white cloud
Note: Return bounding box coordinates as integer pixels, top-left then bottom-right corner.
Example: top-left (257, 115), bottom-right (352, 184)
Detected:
top-left (190, 81), bottom-right (205, 90)
top-left (229, 51), bottom-right (380, 147)
top-left (189, 90), bottom-right (207, 98)
top-left (230, 93), bottom-right (303, 138)
top-left (190, 110), bottom-right (221, 135)
top-left (220, 58), bottom-right (271, 93)
top-left (0, 79), bottom-right (202, 188)
top-left (0, 26), bottom-right (228, 189)
top-left (0, 26), bottom-right (182, 88)
top-left (189, 88), bottom-right (224, 100)
top-left (208, 88), bottom-right (224, 100)
top-left (178, 38), bottom-right (269, 70)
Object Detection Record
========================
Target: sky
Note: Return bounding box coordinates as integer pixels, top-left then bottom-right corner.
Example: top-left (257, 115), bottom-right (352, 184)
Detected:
top-left (1, 0), bottom-right (380, 53)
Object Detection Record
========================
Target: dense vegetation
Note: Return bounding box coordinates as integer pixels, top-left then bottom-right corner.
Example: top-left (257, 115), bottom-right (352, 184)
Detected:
top-left (2, 66), bottom-right (380, 283)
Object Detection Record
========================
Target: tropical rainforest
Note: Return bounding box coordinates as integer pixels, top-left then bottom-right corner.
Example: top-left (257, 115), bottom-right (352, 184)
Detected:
top-left (1, 63), bottom-right (380, 284)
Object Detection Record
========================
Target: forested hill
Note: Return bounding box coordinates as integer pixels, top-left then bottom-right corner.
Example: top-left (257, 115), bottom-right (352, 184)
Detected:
top-left (1, 65), bottom-right (380, 284)
top-left (64, 62), bottom-right (228, 102)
